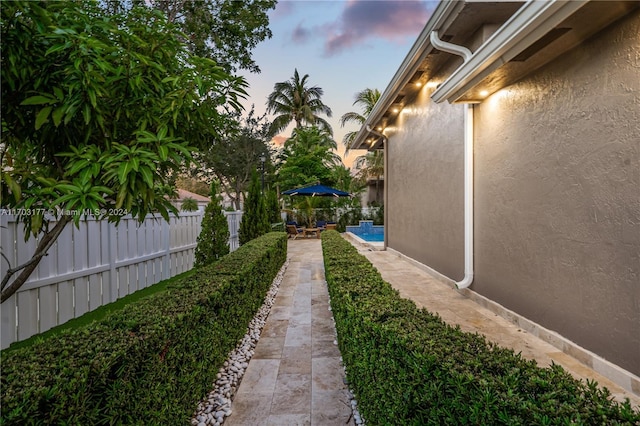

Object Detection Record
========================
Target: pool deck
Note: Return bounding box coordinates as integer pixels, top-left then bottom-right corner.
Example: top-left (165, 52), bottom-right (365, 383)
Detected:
top-left (343, 232), bottom-right (384, 251)
top-left (350, 239), bottom-right (640, 406)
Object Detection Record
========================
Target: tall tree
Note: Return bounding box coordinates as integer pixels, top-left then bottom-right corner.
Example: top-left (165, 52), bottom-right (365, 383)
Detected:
top-left (277, 126), bottom-right (342, 191)
top-left (0, 1), bottom-right (246, 302)
top-left (239, 170), bottom-right (270, 245)
top-left (195, 106), bottom-right (273, 210)
top-left (266, 189), bottom-right (281, 225)
top-left (100, 0), bottom-right (276, 74)
top-left (331, 164), bottom-right (355, 194)
top-left (339, 88), bottom-right (381, 154)
top-left (266, 69), bottom-right (333, 137)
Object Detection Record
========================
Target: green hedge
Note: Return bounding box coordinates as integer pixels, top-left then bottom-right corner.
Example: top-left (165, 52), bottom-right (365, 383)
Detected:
top-left (321, 231), bottom-right (640, 425)
top-left (1, 232), bottom-right (287, 425)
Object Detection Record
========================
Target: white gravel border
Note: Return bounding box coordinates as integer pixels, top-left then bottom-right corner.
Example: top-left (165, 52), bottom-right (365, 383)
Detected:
top-left (191, 258), bottom-right (364, 426)
top-left (191, 260), bottom-right (289, 426)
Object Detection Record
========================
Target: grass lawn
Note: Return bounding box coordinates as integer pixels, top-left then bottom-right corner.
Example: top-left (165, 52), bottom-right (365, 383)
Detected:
top-left (3, 268), bottom-right (198, 353)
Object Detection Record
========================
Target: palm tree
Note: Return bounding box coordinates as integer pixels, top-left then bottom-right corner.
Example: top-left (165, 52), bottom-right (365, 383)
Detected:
top-left (354, 150), bottom-right (384, 204)
top-left (266, 69), bottom-right (333, 137)
top-left (277, 126), bottom-right (342, 192)
top-left (284, 126), bottom-right (341, 169)
top-left (339, 88), bottom-right (381, 154)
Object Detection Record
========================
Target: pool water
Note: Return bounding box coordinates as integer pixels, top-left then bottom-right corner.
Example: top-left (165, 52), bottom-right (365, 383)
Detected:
top-left (353, 232), bottom-right (384, 242)
top-left (346, 221), bottom-right (384, 243)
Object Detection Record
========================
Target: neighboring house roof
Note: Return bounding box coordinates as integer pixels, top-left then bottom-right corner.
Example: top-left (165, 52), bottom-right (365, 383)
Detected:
top-left (351, 0), bottom-right (639, 151)
top-left (174, 189), bottom-right (210, 203)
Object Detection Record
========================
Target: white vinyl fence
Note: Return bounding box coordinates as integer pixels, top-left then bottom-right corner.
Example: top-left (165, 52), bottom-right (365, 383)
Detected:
top-left (0, 209), bottom-right (243, 349)
top-left (226, 211), bottom-right (242, 252)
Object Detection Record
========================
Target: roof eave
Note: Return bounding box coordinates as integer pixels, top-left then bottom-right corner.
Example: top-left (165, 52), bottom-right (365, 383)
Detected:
top-left (351, 0), bottom-right (639, 148)
top-left (350, 0), bottom-right (465, 151)
top-left (431, 0), bottom-right (589, 103)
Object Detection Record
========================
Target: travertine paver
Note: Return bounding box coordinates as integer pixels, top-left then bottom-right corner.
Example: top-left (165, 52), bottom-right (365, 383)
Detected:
top-left (226, 239), bottom-right (353, 426)
top-left (360, 247), bottom-right (640, 407)
top-left (228, 236), bottom-right (638, 426)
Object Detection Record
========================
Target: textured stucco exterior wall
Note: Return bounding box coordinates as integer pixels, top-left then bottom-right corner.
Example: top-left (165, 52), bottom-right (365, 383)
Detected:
top-left (473, 10), bottom-right (640, 375)
top-left (385, 9), bottom-right (639, 375)
top-left (386, 87), bottom-right (465, 281)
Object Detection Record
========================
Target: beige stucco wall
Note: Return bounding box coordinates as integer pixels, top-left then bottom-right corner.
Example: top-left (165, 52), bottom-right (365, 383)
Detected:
top-left (473, 10), bottom-right (640, 375)
top-left (386, 10), bottom-right (639, 375)
top-left (386, 87), bottom-right (465, 281)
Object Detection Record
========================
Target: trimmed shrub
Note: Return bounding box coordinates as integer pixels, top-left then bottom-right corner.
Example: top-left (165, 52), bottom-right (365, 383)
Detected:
top-left (239, 170), bottom-right (269, 245)
top-left (1, 232), bottom-right (287, 425)
top-left (321, 231), bottom-right (640, 425)
top-left (195, 182), bottom-right (230, 267)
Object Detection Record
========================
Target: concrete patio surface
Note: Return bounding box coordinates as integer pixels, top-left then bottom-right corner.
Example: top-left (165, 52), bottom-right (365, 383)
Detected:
top-left (227, 237), bottom-right (638, 425)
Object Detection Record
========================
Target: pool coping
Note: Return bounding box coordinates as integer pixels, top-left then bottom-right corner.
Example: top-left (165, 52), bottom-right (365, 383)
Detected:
top-left (343, 232), bottom-right (384, 251)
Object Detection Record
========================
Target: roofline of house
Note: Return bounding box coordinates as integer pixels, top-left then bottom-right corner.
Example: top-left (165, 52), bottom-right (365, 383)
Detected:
top-left (349, 0), bottom-right (464, 151)
top-left (351, 0), bottom-right (631, 150)
top-left (431, 0), bottom-right (588, 103)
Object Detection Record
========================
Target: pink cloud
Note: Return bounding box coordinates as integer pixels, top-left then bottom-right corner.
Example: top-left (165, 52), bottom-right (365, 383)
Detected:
top-left (323, 0), bottom-right (433, 56)
top-left (271, 1), bottom-right (295, 19)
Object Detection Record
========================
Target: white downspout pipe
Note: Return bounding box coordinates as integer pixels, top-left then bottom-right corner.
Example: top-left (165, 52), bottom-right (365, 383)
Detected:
top-left (430, 31), bottom-right (472, 62)
top-left (457, 104), bottom-right (474, 289)
top-left (429, 31), bottom-right (474, 289)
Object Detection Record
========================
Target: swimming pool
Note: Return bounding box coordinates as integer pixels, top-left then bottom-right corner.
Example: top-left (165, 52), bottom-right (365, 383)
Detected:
top-left (352, 232), bottom-right (384, 242)
top-left (346, 220), bottom-right (384, 242)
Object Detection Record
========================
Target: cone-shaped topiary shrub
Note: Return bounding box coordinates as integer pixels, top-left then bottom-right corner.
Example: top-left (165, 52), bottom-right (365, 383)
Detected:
top-left (239, 170), bottom-right (270, 245)
top-left (194, 182), bottom-right (229, 267)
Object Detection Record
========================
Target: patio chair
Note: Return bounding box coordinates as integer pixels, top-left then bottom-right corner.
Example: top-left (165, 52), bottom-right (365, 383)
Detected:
top-left (286, 224), bottom-right (304, 239)
top-left (316, 220), bottom-right (327, 230)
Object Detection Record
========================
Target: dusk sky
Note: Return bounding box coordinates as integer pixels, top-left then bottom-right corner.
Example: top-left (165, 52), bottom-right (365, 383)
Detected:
top-left (239, 0), bottom-right (436, 167)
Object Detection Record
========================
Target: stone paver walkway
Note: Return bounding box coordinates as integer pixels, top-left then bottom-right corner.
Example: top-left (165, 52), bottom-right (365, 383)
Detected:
top-left (226, 239), bottom-right (353, 426)
top-left (227, 237), bottom-right (638, 425)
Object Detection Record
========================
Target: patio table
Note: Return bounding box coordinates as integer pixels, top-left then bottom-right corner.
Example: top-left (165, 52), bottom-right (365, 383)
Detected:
top-left (304, 228), bottom-right (320, 239)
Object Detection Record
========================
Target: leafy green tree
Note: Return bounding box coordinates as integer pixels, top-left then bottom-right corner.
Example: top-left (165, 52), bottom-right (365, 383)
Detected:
top-left (339, 88), bottom-right (381, 154)
top-left (194, 106), bottom-right (272, 210)
top-left (194, 183), bottom-right (230, 267)
top-left (238, 171), bottom-right (269, 245)
top-left (100, 0), bottom-right (277, 74)
top-left (0, 1), bottom-right (246, 302)
top-left (266, 69), bottom-right (333, 136)
top-left (277, 126), bottom-right (342, 191)
top-left (331, 164), bottom-right (358, 197)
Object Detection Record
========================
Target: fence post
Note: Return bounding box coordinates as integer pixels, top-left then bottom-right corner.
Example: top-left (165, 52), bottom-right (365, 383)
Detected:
top-left (0, 214), bottom-right (17, 349)
top-left (162, 217), bottom-right (171, 280)
top-left (107, 220), bottom-right (118, 304)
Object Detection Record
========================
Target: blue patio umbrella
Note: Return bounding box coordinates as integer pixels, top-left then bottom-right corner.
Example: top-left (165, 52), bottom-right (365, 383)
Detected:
top-left (282, 184), bottom-right (351, 198)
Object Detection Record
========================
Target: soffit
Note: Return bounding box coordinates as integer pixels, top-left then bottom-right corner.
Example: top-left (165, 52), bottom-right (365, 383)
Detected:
top-left (354, 0), bottom-right (639, 150)
top-left (354, 1), bottom-right (523, 150)
top-left (453, 1), bottom-right (640, 102)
